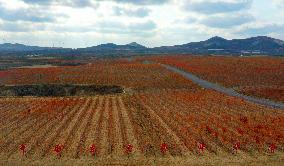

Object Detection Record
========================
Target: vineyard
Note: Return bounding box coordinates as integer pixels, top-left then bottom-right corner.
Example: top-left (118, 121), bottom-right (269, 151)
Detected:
top-left (0, 57), bottom-right (283, 165)
top-left (0, 60), bottom-right (196, 92)
top-left (145, 56), bottom-right (284, 102)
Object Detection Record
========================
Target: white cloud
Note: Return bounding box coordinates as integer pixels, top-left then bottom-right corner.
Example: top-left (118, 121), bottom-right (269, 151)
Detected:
top-left (182, 0), bottom-right (252, 14)
top-left (272, 0), bottom-right (284, 7)
top-left (21, 0), bottom-right (99, 8)
top-left (110, 0), bottom-right (170, 5)
top-left (113, 6), bottom-right (150, 17)
top-left (0, 0), bottom-right (283, 48)
top-left (200, 13), bottom-right (254, 28)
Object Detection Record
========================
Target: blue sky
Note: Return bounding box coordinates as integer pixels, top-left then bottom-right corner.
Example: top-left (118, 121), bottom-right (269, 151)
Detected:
top-left (0, 0), bottom-right (283, 48)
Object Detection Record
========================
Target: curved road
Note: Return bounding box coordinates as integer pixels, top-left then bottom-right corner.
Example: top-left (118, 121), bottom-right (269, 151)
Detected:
top-left (156, 62), bottom-right (284, 109)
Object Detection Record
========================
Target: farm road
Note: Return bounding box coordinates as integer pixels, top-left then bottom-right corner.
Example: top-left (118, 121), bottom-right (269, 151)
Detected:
top-left (150, 61), bottom-right (284, 109)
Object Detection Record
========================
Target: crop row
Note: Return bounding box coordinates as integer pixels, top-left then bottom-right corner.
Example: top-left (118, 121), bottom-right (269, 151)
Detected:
top-left (0, 89), bottom-right (283, 159)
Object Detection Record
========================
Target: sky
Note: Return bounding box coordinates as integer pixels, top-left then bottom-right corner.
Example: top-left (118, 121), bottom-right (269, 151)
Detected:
top-left (0, 0), bottom-right (283, 48)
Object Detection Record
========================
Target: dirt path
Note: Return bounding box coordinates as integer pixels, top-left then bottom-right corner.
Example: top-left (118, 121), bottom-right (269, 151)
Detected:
top-left (117, 96), bottom-right (142, 157)
top-left (83, 96), bottom-right (104, 158)
top-left (73, 97), bottom-right (98, 158)
top-left (111, 97), bottom-right (124, 157)
top-left (99, 96), bottom-right (110, 157)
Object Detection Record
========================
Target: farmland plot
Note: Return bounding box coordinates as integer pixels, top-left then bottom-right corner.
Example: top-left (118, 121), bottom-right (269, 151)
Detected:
top-left (0, 58), bottom-right (283, 165)
top-left (0, 90), bottom-right (283, 164)
top-left (0, 60), bottom-right (196, 91)
top-left (146, 56), bottom-right (284, 102)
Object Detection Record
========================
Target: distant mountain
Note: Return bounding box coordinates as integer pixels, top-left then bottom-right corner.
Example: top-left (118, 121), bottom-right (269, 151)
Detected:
top-left (80, 42), bottom-right (146, 51)
top-left (126, 42), bottom-right (146, 49)
top-left (0, 43), bottom-right (68, 53)
top-left (76, 42), bottom-right (147, 56)
top-left (0, 43), bottom-right (73, 57)
top-left (0, 43), bottom-right (47, 52)
top-left (152, 36), bottom-right (284, 55)
top-left (1, 37), bottom-right (284, 56)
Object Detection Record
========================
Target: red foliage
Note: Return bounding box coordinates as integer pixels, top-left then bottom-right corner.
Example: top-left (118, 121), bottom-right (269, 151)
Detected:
top-left (125, 144), bottom-right (133, 154)
top-left (198, 142), bottom-right (206, 153)
top-left (89, 144), bottom-right (97, 156)
top-left (233, 142), bottom-right (241, 151)
top-left (222, 127), bottom-right (228, 133)
top-left (150, 55), bottom-right (284, 102)
top-left (254, 136), bottom-right (261, 144)
top-left (237, 128), bottom-right (244, 136)
top-left (240, 116), bottom-right (248, 124)
top-left (160, 143), bottom-right (168, 154)
top-left (54, 144), bottom-right (64, 156)
top-left (0, 61), bottom-right (196, 91)
top-left (268, 143), bottom-right (276, 153)
top-left (213, 132), bottom-right (219, 138)
top-left (206, 126), bottom-right (213, 134)
top-left (19, 144), bottom-right (26, 155)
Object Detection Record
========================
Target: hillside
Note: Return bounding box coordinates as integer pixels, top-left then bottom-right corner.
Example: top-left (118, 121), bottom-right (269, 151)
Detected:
top-left (1, 36), bottom-right (284, 56)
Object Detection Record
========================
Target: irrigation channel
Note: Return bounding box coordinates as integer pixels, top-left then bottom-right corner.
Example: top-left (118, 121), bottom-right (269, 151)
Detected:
top-left (144, 61), bottom-right (284, 109)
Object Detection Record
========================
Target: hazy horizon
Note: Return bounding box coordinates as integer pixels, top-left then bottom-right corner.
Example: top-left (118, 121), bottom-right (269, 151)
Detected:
top-left (0, 0), bottom-right (284, 48)
top-left (1, 35), bottom-right (281, 49)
